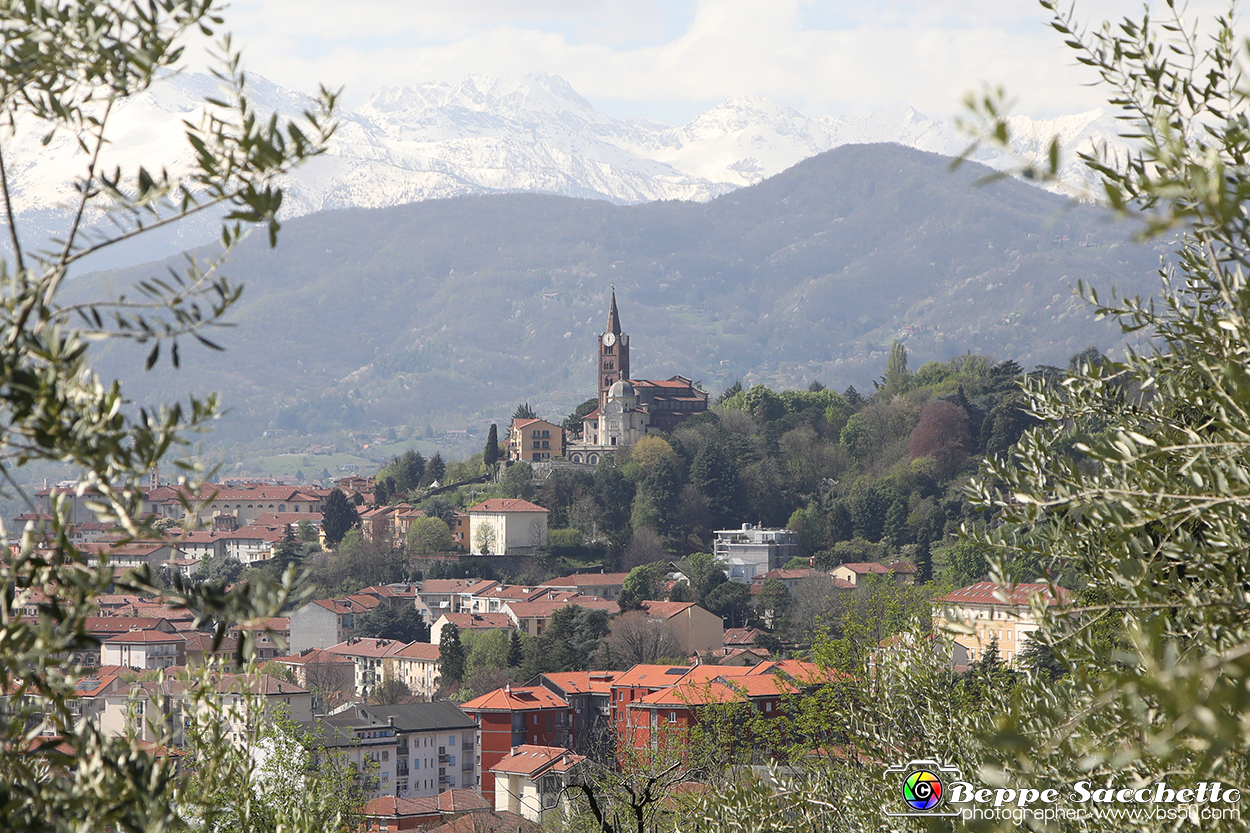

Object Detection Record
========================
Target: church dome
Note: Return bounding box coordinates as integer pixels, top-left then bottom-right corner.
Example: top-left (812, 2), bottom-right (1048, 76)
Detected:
top-left (608, 379), bottom-right (635, 399)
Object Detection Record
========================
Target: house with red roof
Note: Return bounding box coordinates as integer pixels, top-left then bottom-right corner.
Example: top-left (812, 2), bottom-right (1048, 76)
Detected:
top-left (504, 597), bottom-right (618, 638)
top-left (288, 596), bottom-right (375, 652)
top-left (608, 664), bottom-right (692, 747)
top-left (273, 648), bottom-right (355, 712)
top-left (361, 789), bottom-right (492, 831)
top-left (460, 685), bottom-right (574, 796)
top-left (639, 601), bottom-right (723, 654)
top-left (540, 572), bottom-right (631, 601)
top-left (935, 581), bottom-right (1071, 665)
top-left (531, 671), bottom-right (619, 751)
top-left (615, 659), bottom-right (845, 756)
top-left (419, 579), bottom-right (500, 617)
top-left (100, 630), bottom-right (186, 670)
top-left (831, 561), bottom-right (917, 587)
top-left (431, 612), bottom-right (514, 645)
top-left (465, 499), bottom-right (549, 555)
top-left (323, 637), bottom-right (411, 696)
top-left (382, 641), bottom-right (442, 699)
top-left (490, 745), bottom-right (585, 824)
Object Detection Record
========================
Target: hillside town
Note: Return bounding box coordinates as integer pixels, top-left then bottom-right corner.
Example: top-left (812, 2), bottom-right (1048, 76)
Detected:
top-left (4, 293), bottom-right (1075, 831)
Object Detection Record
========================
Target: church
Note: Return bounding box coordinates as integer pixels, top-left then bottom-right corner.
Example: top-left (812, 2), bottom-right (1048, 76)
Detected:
top-left (566, 291), bottom-right (710, 465)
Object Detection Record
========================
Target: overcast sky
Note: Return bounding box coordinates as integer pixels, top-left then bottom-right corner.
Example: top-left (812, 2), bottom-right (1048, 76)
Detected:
top-left (215, 1), bottom-right (1231, 125)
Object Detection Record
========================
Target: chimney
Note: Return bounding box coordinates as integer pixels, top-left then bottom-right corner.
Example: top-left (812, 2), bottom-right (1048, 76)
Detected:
top-left (388, 715), bottom-right (395, 727)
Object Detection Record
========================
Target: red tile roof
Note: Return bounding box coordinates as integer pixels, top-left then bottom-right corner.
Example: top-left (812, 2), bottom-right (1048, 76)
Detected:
top-left (465, 499), bottom-right (549, 514)
top-left (542, 572), bottom-right (630, 586)
top-left (490, 745), bottom-right (585, 776)
top-left (392, 642), bottom-right (441, 661)
top-left (460, 685), bottom-right (568, 712)
top-left (722, 627), bottom-right (762, 646)
top-left (421, 579), bottom-right (499, 594)
top-left (836, 562), bottom-right (895, 574)
top-left (274, 648), bottom-right (353, 666)
top-left (761, 569), bottom-right (826, 581)
top-left (939, 581), bottom-right (1070, 607)
top-left (611, 664), bottom-right (691, 689)
top-left (640, 601), bottom-right (698, 619)
top-left (102, 630), bottom-right (184, 644)
top-left (438, 612), bottom-right (514, 630)
top-left (325, 638), bottom-right (409, 659)
top-left (505, 598), bottom-right (616, 619)
top-left (538, 670), bottom-right (619, 695)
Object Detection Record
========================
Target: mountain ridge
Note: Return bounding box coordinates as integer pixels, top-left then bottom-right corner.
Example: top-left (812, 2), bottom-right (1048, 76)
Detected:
top-left (82, 142), bottom-right (1165, 459)
top-left (9, 72), bottom-right (1124, 270)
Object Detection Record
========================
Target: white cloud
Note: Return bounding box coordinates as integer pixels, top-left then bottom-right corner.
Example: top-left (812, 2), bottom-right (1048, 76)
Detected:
top-left (191, 0), bottom-right (1241, 124)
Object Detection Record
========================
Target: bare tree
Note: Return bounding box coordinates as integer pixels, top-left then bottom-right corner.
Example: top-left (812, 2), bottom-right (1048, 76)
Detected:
top-left (606, 611), bottom-right (683, 666)
top-left (301, 659), bottom-right (354, 714)
top-left (369, 673), bottom-right (412, 706)
top-left (564, 723), bottom-right (707, 833)
top-left (621, 528), bottom-right (666, 571)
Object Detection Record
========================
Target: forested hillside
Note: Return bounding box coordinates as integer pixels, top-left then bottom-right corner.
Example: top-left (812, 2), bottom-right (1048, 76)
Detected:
top-left (79, 142), bottom-right (1165, 459)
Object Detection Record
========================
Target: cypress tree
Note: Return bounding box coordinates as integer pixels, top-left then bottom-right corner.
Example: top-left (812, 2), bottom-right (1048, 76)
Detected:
top-left (484, 424), bottom-right (499, 467)
top-left (439, 623), bottom-right (466, 684)
top-left (322, 488), bottom-right (360, 547)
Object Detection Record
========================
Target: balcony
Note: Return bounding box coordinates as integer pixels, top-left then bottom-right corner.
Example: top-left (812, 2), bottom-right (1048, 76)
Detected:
top-left (438, 747), bottom-right (448, 763)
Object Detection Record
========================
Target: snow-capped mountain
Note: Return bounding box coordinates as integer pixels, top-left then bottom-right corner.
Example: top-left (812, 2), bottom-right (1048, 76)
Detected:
top-left (4, 71), bottom-right (1123, 269)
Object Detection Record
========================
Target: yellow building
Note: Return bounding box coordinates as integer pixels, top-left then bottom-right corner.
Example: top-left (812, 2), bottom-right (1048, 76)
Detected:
top-left (934, 581), bottom-right (1070, 665)
top-left (509, 418), bottom-right (564, 462)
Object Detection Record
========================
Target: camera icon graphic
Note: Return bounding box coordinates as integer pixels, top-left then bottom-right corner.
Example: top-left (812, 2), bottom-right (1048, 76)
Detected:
top-left (883, 759), bottom-right (963, 817)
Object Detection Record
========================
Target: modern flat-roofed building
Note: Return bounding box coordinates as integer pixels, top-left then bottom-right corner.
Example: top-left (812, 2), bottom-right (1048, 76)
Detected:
top-left (714, 524), bottom-right (798, 582)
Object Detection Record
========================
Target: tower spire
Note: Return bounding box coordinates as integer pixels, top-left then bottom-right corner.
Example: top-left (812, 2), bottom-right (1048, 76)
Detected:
top-left (606, 288), bottom-right (622, 335)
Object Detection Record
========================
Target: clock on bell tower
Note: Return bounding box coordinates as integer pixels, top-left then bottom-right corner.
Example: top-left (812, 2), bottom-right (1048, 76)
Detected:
top-left (598, 288), bottom-right (630, 409)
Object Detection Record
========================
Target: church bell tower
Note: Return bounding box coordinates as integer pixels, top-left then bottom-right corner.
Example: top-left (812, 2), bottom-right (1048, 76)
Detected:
top-left (598, 289), bottom-right (630, 409)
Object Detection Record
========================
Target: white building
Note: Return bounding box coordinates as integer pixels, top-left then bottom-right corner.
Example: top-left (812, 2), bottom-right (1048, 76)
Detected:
top-left (465, 498), bottom-right (549, 555)
top-left (101, 630), bottom-right (185, 670)
top-left (355, 702), bottom-right (479, 798)
top-left (714, 524), bottom-right (798, 582)
top-left (490, 744), bottom-right (585, 824)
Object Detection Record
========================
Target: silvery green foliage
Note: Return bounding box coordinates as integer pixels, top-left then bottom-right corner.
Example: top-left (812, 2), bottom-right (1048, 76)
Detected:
top-left (957, 2), bottom-right (1250, 830)
top-left (172, 662), bottom-right (369, 832)
top-left (0, 2), bottom-right (335, 831)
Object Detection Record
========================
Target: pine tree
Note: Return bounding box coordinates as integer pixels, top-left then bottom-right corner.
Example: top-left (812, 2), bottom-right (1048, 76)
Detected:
top-left (426, 452), bottom-right (445, 485)
top-left (506, 630), bottom-right (523, 668)
top-left (882, 499), bottom-right (909, 548)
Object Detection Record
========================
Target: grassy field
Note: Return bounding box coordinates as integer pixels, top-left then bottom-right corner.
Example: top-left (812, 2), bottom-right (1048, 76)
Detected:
top-left (228, 439), bottom-right (441, 481)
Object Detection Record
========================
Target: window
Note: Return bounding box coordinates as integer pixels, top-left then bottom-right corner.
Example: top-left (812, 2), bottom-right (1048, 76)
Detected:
top-left (667, 711), bottom-right (677, 723)
top-left (382, 751), bottom-right (389, 761)
top-left (604, 345), bottom-right (614, 354)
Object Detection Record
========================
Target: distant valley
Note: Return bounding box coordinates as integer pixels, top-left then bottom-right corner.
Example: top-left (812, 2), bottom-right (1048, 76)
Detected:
top-left (82, 142), bottom-right (1166, 463)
